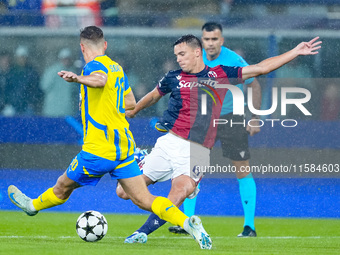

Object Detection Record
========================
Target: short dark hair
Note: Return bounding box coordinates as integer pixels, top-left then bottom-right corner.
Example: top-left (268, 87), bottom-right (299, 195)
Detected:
top-left (173, 34), bottom-right (202, 50)
top-left (80, 26), bottom-right (104, 44)
top-left (202, 22), bottom-right (223, 32)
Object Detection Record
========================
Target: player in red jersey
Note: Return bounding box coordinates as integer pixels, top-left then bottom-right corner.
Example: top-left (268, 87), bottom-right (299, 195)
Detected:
top-left (117, 34), bottom-right (321, 243)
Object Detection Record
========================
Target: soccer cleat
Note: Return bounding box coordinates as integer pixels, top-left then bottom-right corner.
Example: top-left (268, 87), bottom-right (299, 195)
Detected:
top-left (237, 226), bottom-right (257, 237)
top-left (168, 226), bottom-right (189, 235)
top-left (185, 216), bottom-right (212, 250)
top-left (8, 185), bottom-right (38, 216)
top-left (124, 232), bottom-right (147, 244)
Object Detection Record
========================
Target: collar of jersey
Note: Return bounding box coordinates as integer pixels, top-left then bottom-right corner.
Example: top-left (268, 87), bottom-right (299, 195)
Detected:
top-left (182, 65), bottom-right (209, 76)
top-left (94, 54), bottom-right (106, 59)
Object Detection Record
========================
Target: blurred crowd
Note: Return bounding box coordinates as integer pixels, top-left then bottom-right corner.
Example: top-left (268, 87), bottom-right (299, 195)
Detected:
top-left (0, 0), bottom-right (337, 29)
top-left (0, 46), bottom-right (79, 117)
top-left (0, 45), bottom-right (175, 118)
top-left (0, 1), bottom-right (339, 120)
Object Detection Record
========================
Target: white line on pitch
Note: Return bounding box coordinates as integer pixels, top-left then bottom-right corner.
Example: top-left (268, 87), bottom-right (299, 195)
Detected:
top-left (1, 235), bottom-right (340, 240)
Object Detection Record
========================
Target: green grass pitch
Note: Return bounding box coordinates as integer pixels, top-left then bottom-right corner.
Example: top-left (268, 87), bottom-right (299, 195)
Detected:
top-left (0, 211), bottom-right (339, 255)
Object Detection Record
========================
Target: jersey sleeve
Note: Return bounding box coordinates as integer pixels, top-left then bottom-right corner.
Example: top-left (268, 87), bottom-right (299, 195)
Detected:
top-left (83, 60), bottom-right (108, 76)
top-left (228, 52), bottom-right (254, 85)
top-left (220, 65), bottom-right (244, 85)
top-left (156, 74), bottom-right (172, 96)
top-left (123, 72), bottom-right (131, 95)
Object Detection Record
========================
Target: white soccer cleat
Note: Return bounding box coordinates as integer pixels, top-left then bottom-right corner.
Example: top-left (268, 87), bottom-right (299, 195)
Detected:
top-left (124, 232), bottom-right (147, 244)
top-left (185, 215), bottom-right (212, 250)
top-left (8, 185), bottom-right (38, 216)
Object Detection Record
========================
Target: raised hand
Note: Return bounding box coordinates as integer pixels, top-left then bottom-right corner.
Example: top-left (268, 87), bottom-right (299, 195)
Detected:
top-left (294, 37), bottom-right (322, 56)
top-left (58, 70), bottom-right (79, 83)
top-left (246, 121), bottom-right (261, 136)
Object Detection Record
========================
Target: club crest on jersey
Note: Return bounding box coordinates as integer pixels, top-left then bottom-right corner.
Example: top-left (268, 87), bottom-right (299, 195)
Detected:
top-left (208, 71), bottom-right (217, 78)
top-left (176, 75), bottom-right (182, 80)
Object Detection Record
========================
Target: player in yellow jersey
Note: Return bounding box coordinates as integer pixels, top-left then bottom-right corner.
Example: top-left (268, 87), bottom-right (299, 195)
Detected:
top-left (7, 26), bottom-right (212, 250)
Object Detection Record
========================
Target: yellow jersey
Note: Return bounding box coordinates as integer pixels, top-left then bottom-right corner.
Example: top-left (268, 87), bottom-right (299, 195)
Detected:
top-left (80, 55), bottom-right (135, 161)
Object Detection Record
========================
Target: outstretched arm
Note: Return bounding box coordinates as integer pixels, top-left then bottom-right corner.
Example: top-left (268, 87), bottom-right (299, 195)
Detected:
top-left (242, 37), bottom-right (322, 80)
top-left (126, 87), bottom-right (162, 118)
top-left (58, 71), bottom-right (107, 88)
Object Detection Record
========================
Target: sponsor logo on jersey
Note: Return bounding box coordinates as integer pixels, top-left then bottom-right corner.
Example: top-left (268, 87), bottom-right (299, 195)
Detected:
top-left (176, 78), bottom-right (218, 89)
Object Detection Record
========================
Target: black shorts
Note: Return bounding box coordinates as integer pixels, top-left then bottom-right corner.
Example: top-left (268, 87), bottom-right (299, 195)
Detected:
top-left (215, 113), bottom-right (250, 161)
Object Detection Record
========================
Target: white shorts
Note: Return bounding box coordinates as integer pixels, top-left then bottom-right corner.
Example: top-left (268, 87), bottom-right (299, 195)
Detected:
top-left (142, 133), bottom-right (210, 184)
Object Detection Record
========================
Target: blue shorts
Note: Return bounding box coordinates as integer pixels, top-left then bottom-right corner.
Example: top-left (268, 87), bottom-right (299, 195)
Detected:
top-left (66, 150), bottom-right (141, 186)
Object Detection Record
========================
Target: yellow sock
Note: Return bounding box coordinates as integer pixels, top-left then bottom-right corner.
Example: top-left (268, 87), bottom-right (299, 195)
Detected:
top-left (151, 196), bottom-right (188, 228)
top-left (32, 188), bottom-right (68, 211)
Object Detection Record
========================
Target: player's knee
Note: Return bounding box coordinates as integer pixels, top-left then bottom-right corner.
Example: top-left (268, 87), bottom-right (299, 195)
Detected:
top-left (116, 185), bottom-right (130, 200)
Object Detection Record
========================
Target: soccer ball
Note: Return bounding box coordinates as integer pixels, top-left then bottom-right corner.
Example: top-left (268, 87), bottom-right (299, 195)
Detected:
top-left (76, 210), bottom-right (108, 242)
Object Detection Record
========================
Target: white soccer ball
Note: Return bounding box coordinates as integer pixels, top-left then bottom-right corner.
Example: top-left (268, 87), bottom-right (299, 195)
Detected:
top-left (76, 210), bottom-right (108, 242)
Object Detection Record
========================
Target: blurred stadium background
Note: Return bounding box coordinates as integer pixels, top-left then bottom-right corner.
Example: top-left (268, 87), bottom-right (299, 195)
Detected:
top-left (0, 0), bottom-right (339, 218)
